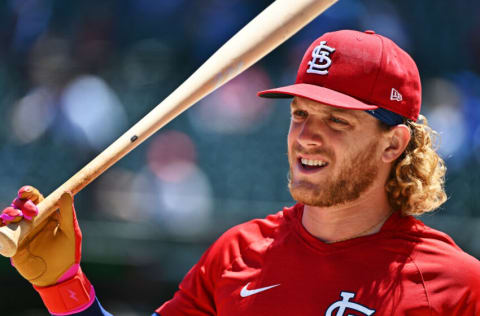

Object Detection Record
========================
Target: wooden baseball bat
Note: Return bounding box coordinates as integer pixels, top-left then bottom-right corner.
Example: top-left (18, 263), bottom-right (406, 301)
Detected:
top-left (0, 0), bottom-right (337, 257)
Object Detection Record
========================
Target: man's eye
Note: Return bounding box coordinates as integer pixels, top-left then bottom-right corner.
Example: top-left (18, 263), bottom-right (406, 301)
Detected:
top-left (330, 116), bottom-right (348, 125)
top-left (292, 110), bottom-right (308, 119)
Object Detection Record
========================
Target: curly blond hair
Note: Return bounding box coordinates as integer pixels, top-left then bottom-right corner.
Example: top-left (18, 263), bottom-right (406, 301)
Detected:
top-left (384, 115), bottom-right (447, 216)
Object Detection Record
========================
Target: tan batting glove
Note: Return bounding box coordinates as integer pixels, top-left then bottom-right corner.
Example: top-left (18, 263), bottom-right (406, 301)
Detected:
top-left (10, 187), bottom-right (79, 286)
top-left (1, 186), bottom-right (95, 314)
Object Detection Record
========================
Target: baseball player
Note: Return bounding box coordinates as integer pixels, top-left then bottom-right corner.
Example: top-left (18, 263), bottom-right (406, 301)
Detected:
top-left (2, 30), bottom-right (480, 316)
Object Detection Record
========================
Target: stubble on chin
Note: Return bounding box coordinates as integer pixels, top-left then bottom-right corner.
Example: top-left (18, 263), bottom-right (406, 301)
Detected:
top-left (288, 141), bottom-right (379, 207)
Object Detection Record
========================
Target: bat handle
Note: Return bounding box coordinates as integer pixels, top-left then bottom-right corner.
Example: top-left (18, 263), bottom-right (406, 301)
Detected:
top-left (0, 190), bottom-right (62, 257)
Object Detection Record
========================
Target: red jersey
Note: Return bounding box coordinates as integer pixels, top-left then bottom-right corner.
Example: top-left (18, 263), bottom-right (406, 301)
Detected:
top-left (156, 204), bottom-right (480, 315)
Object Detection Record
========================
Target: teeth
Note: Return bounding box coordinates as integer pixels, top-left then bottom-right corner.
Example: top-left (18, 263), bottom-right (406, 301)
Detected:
top-left (301, 158), bottom-right (327, 167)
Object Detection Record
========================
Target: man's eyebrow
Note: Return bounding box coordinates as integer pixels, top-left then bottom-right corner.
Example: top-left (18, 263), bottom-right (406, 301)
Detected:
top-left (328, 106), bottom-right (360, 119)
top-left (290, 99), bottom-right (361, 120)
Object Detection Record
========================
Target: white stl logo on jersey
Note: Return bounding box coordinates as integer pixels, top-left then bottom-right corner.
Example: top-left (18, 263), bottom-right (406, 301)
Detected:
top-left (325, 291), bottom-right (375, 316)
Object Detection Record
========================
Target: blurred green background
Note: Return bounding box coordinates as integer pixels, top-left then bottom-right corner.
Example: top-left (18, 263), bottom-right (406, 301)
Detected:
top-left (0, 0), bottom-right (479, 314)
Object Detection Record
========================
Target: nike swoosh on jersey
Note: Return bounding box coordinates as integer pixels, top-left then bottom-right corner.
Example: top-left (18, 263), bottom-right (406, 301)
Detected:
top-left (240, 282), bottom-right (281, 297)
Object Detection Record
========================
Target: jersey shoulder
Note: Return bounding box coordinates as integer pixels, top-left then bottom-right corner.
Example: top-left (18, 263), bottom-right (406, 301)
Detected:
top-left (205, 206), bottom-right (293, 266)
top-left (408, 219), bottom-right (480, 298)
top-left (412, 220), bottom-right (480, 268)
top-left (197, 204), bottom-right (302, 281)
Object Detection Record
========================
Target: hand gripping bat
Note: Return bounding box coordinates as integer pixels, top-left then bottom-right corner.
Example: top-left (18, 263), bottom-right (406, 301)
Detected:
top-left (0, 0), bottom-right (337, 257)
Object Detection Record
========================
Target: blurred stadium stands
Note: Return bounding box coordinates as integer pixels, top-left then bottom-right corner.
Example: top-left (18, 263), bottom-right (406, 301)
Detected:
top-left (0, 0), bottom-right (479, 314)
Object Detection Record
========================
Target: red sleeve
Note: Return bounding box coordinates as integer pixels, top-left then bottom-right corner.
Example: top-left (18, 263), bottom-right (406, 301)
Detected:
top-left (155, 224), bottom-right (251, 316)
top-left (155, 250), bottom-right (216, 316)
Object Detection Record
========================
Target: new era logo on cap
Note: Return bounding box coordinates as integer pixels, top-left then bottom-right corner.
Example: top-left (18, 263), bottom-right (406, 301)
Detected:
top-left (390, 88), bottom-right (402, 101)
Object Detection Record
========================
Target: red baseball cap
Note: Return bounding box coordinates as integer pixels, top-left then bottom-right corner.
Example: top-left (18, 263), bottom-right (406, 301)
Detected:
top-left (258, 30), bottom-right (421, 122)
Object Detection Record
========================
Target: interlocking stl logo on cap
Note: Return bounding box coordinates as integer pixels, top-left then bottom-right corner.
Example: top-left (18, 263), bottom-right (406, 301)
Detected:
top-left (257, 29), bottom-right (422, 123)
top-left (306, 41), bottom-right (335, 75)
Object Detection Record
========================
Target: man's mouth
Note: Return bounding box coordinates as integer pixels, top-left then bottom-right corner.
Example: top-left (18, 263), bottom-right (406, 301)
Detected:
top-left (298, 158), bottom-right (328, 171)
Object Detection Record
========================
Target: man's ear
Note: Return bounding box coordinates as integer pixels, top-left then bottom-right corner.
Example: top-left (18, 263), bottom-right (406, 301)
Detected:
top-left (382, 124), bottom-right (411, 163)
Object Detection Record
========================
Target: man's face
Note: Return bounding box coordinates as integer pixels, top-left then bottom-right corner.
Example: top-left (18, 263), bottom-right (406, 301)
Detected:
top-left (287, 97), bottom-right (385, 207)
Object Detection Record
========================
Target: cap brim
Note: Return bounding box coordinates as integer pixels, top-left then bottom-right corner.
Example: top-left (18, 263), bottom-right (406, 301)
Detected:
top-left (257, 83), bottom-right (378, 111)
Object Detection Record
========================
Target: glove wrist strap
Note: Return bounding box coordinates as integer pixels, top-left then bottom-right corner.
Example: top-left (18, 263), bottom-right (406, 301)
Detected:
top-left (33, 268), bottom-right (95, 315)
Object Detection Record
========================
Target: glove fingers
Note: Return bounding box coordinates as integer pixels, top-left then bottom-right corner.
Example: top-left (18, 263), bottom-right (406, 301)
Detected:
top-left (12, 199), bottom-right (38, 220)
top-left (0, 186), bottom-right (43, 226)
top-left (0, 206), bottom-right (23, 226)
top-left (17, 186), bottom-right (44, 204)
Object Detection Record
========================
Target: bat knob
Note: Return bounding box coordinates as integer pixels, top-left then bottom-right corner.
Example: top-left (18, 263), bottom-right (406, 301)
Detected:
top-left (0, 222), bottom-right (23, 257)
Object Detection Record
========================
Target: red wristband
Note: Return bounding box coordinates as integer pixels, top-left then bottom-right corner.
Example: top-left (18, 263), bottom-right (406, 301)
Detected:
top-left (33, 268), bottom-right (95, 315)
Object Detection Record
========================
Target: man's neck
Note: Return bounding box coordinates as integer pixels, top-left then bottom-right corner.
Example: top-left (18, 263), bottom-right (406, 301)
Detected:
top-left (301, 188), bottom-right (393, 243)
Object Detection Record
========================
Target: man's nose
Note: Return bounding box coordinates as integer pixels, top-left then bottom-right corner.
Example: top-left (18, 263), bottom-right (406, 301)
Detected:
top-left (297, 118), bottom-right (324, 148)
